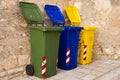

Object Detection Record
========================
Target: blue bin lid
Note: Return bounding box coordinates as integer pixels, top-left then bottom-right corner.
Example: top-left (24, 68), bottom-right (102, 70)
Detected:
top-left (44, 5), bottom-right (65, 26)
top-left (60, 26), bottom-right (83, 31)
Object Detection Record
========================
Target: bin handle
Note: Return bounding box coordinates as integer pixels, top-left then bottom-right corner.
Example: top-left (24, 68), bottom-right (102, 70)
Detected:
top-left (79, 40), bottom-right (84, 45)
top-left (78, 40), bottom-right (83, 58)
top-left (78, 40), bottom-right (85, 58)
top-left (28, 23), bottom-right (44, 27)
top-left (52, 22), bottom-right (64, 27)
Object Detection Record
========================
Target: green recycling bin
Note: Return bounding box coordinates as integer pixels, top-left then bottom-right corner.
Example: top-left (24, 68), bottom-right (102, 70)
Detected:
top-left (19, 2), bottom-right (64, 78)
top-left (29, 26), bottom-right (63, 78)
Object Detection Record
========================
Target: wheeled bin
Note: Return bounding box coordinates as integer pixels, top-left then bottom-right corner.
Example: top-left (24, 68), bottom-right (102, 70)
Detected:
top-left (78, 26), bottom-right (97, 64)
top-left (65, 6), bottom-right (97, 64)
top-left (45, 5), bottom-right (83, 70)
top-left (19, 2), bottom-right (64, 78)
top-left (58, 26), bottom-right (82, 70)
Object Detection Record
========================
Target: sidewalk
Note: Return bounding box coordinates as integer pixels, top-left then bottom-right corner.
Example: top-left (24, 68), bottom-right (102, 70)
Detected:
top-left (10, 60), bottom-right (120, 80)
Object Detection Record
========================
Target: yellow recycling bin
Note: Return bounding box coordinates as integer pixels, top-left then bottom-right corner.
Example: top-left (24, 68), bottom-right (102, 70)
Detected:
top-left (65, 6), bottom-right (82, 26)
top-left (78, 26), bottom-right (97, 64)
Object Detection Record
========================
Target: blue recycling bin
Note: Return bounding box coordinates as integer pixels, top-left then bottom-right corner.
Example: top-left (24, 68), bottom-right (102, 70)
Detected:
top-left (45, 5), bottom-right (83, 70)
top-left (58, 26), bottom-right (82, 70)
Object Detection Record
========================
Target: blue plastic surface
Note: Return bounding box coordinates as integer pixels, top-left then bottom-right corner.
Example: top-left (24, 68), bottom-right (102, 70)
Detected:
top-left (44, 4), bottom-right (83, 70)
top-left (44, 5), bottom-right (65, 26)
top-left (58, 26), bottom-right (83, 70)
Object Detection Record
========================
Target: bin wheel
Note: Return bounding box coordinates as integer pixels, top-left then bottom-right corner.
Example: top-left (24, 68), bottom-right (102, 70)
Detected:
top-left (26, 64), bottom-right (34, 76)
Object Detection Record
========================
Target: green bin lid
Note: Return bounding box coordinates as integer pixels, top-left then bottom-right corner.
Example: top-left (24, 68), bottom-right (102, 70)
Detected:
top-left (29, 26), bottom-right (64, 31)
top-left (19, 2), bottom-right (44, 25)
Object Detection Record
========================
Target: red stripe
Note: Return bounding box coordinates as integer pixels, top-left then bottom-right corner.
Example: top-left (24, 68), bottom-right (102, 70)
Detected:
top-left (66, 48), bottom-right (70, 65)
top-left (41, 56), bottom-right (46, 77)
top-left (83, 57), bottom-right (86, 60)
top-left (42, 64), bottom-right (46, 70)
top-left (42, 72), bottom-right (46, 77)
top-left (84, 45), bottom-right (87, 48)
top-left (66, 54), bottom-right (70, 59)
top-left (66, 62), bottom-right (70, 65)
top-left (66, 55), bottom-right (70, 65)
top-left (84, 51), bottom-right (86, 54)
top-left (83, 52), bottom-right (86, 60)
top-left (42, 56), bottom-right (46, 60)
top-left (83, 45), bottom-right (87, 60)
top-left (66, 48), bottom-right (70, 52)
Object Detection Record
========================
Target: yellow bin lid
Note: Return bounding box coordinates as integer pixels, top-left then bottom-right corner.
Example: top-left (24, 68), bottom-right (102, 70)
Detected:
top-left (65, 6), bottom-right (82, 26)
top-left (84, 26), bottom-right (98, 30)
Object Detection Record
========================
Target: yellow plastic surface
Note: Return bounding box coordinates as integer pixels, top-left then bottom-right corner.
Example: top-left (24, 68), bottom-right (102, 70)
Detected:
top-left (78, 26), bottom-right (97, 64)
top-left (65, 6), bottom-right (82, 26)
top-left (84, 26), bottom-right (98, 30)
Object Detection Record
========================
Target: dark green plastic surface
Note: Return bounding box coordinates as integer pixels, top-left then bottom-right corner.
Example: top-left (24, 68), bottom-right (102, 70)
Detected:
top-left (19, 2), bottom-right (44, 26)
top-left (29, 26), bottom-right (64, 78)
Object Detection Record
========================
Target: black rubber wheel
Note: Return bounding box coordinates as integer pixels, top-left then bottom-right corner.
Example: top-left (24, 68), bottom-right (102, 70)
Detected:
top-left (26, 64), bottom-right (34, 76)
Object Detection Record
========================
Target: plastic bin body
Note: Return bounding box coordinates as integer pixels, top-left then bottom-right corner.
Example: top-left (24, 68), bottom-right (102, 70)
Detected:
top-left (58, 26), bottom-right (82, 70)
top-left (78, 26), bottom-right (97, 64)
top-left (19, 2), bottom-right (44, 25)
top-left (29, 26), bottom-right (63, 78)
top-left (65, 6), bottom-right (82, 26)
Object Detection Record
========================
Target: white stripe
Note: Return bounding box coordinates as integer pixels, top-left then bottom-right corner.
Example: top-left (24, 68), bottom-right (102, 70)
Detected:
top-left (84, 48), bottom-right (87, 52)
top-left (57, 59), bottom-right (58, 63)
top-left (42, 67), bottom-right (46, 74)
top-left (66, 50), bottom-right (70, 56)
top-left (66, 57), bottom-right (70, 63)
top-left (83, 54), bottom-right (86, 58)
top-left (42, 59), bottom-right (46, 66)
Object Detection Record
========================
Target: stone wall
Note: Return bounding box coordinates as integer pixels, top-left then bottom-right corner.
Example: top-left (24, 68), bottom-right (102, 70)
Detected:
top-left (0, 0), bottom-right (120, 79)
top-left (0, 0), bottom-right (30, 79)
top-left (73, 0), bottom-right (120, 60)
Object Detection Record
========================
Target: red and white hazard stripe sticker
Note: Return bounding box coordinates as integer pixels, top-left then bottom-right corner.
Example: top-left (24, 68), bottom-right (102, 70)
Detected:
top-left (41, 56), bottom-right (47, 77)
top-left (66, 48), bottom-right (70, 65)
top-left (83, 45), bottom-right (87, 60)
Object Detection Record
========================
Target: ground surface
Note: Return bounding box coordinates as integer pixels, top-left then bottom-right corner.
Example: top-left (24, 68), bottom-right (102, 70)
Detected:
top-left (11, 60), bottom-right (120, 80)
